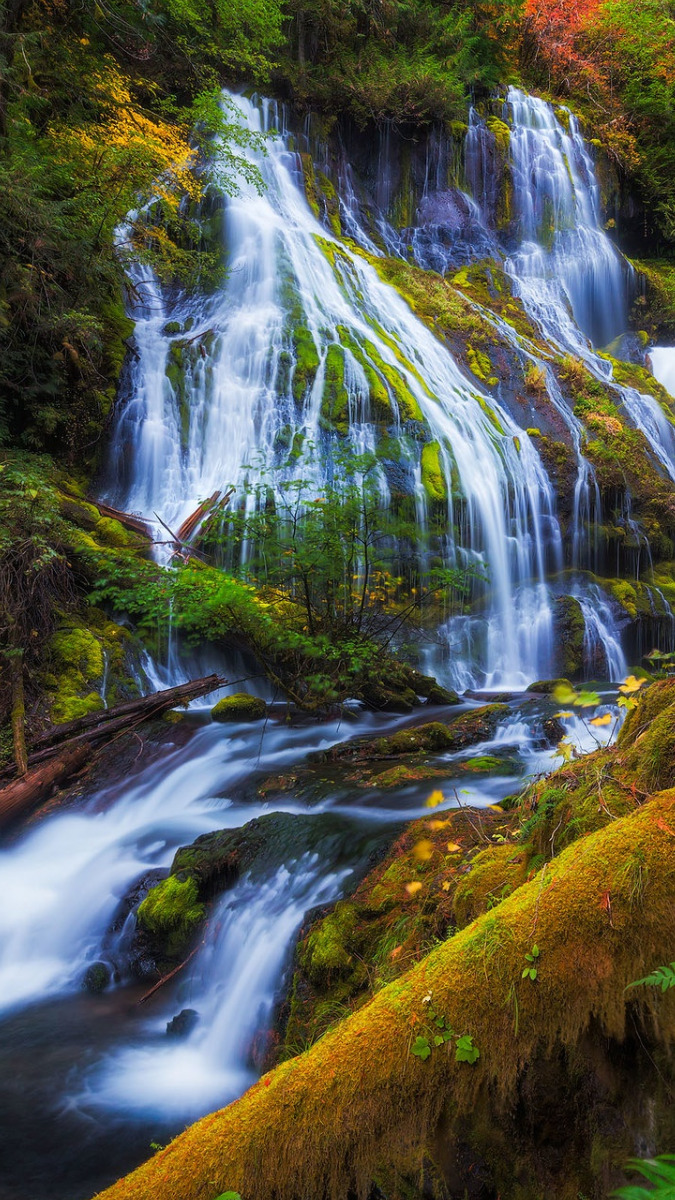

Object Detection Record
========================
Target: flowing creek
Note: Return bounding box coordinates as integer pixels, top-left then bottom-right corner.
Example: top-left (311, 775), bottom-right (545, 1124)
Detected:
top-left (1, 85), bottom-right (673, 1199)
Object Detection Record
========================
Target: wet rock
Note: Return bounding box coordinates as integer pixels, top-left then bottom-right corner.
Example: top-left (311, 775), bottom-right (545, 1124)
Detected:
top-left (312, 703), bottom-right (510, 765)
top-left (554, 596), bottom-right (585, 680)
top-left (82, 961), bottom-right (111, 993)
top-left (526, 678), bottom-right (571, 694)
top-left (211, 692), bottom-right (267, 722)
top-left (166, 1008), bottom-right (199, 1038)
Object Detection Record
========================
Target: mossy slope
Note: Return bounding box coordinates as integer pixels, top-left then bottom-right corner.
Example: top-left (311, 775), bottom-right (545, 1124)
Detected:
top-left (94, 778), bottom-right (675, 1200)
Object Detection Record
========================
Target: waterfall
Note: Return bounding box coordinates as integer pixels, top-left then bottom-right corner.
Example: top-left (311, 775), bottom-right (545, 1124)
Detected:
top-left (105, 94), bottom-right (567, 690)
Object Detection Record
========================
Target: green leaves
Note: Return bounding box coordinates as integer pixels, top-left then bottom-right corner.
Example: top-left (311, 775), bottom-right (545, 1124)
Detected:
top-left (214, 1193), bottom-right (243, 1200)
top-left (411, 1035), bottom-right (431, 1060)
top-left (454, 1035), bottom-right (480, 1064)
top-left (522, 944), bottom-right (540, 981)
top-left (410, 1005), bottom-right (479, 1065)
top-left (612, 1155), bottom-right (675, 1198)
top-left (627, 962), bottom-right (675, 993)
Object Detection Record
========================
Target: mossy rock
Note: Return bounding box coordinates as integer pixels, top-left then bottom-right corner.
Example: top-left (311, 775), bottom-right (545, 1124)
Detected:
top-left (319, 342), bottom-right (350, 435)
top-left (553, 595), bottom-right (585, 680)
top-left (136, 875), bottom-right (205, 960)
top-left (421, 441), bottom-right (448, 506)
top-left (211, 693), bottom-right (267, 722)
top-left (525, 678), bottom-right (571, 694)
top-left (315, 704), bottom-right (510, 765)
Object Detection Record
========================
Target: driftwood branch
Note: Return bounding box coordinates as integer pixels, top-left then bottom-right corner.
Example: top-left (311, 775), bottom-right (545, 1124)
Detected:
top-left (137, 943), bottom-right (202, 1005)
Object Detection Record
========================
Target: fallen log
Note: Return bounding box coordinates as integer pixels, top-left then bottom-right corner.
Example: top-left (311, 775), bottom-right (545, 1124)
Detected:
top-left (88, 499), bottom-right (153, 540)
top-left (175, 488), bottom-right (234, 544)
top-left (28, 673), bottom-right (226, 755)
top-left (0, 675), bottom-right (227, 821)
top-left (0, 743), bottom-right (92, 831)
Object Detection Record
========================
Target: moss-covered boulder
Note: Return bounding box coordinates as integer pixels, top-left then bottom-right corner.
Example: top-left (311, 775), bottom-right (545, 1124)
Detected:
top-left (136, 875), bottom-right (205, 960)
top-left (211, 693), bottom-right (267, 722)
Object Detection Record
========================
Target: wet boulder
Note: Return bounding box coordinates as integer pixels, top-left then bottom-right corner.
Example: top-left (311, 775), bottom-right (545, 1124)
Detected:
top-left (82, 961), bottom-right (111, 993)
top-left (211, 692), bottom-right (267, 722)
top-left (312, 703), bottom-right (510, 765)
top-left (166, 1008), bottom-right (199, 1038)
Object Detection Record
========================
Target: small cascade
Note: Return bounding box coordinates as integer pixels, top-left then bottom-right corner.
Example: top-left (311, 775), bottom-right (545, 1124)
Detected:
top-left (87, 859), bottom-right (348, 1117)
top-left (105, 93), bottom-right (567, 689)
top-left (573, 583), bottom-right (628, 682)
top-left (651, 347), bottom-right (675, 399)
top-left (504, 88), bottom-right (630, 351)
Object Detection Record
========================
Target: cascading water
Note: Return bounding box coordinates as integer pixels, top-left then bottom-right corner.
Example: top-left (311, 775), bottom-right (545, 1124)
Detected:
top-left (106, 93), bottom-right (566, 690)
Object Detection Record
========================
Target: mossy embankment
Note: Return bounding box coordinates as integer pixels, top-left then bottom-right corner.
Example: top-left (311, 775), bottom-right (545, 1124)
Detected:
top-left (93, 791), bottom-right (675, 1200)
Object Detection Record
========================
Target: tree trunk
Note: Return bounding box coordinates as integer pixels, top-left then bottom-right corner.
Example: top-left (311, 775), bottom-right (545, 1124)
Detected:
top-left (0, 743), bottom-right (91, 831)
top-left (10, 651), bottom-right (27, 777)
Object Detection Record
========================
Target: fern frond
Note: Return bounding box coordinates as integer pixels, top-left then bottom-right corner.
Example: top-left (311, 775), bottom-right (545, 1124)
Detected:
top-left (627, 963), bottom-right (675, 992)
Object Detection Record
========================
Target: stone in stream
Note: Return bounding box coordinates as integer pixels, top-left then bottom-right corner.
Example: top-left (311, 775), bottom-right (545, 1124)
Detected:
top-left (211, 693), bottom-right (267, 722)
top-left (166, 1008), bottom-right (199, 1038)
top-left (82, 961), bottom-right (111, 993)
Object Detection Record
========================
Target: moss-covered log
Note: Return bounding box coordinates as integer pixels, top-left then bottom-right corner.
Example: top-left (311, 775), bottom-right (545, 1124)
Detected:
top-left (94, 787), bottom-right (675, 1200)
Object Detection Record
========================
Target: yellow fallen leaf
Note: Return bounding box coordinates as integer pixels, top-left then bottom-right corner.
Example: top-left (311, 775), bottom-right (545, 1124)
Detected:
top-left (446, 842), bottom-right (462, 853)
top-left (428, 819), bottom-right (450, 830)
top-left (619, 675), bottom-right (646, 695)
top-left (488, 804), bottom-right (503, 812)
top-left (413, 839), bottom-right (434, 863)
top-left (405, 881), bottom-right (423, 896)
top-left (589, 713), bottom-right (612, 726)
top-left (442, 881), bottom-right (451, 891)
top-left (425, 789), bottom-right (445, 808)
top-left (553, 711), bottom-right (573, 719)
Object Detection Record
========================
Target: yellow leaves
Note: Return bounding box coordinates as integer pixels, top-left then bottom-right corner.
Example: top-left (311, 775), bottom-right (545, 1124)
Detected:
top-left (556, 737), bottom-right (574, 763)
top-left (412, 839), bottom-right (434, 863)
top-left (425, 789), bottom-right (445, 809)
top-left (446, 842), bottom-right (462, 853)
top-left (554, 710), bottom-right (573, 719)
top-left (427, 819), bottom-right (450, 831)
top-left (47, 57), bottom-right (202, 214)
top-left (589, 713), bottom-right (612, 727)
top-left (441, 881), bottom-right (451, 892)
top-left (405, 881), bottom-right (423, 896)
top-left (619, 675), bottom-right (646, 696)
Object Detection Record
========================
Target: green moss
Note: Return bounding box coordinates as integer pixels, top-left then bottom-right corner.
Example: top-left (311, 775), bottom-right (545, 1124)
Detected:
top-left (554, 594), bottom-right (585, 679)
top-left (320, 343), bottom-right (350, 434)
top-left (486, 115), bottom-right (510, 154)
top-left (476, 394), bottom-right (506, 435)
top-left (137, 875), bottom-right (205, 958)
top-left (48, 625), bottom-right (105, 723)
top-left (300, 902), bottom-right (362, 986)
top-left (211, 693), bottom-right (267, 722)
top-left (467, 344), bottom-right (498, 387)
top-left (631, 259), bottom-right (675, 340)
top-left (420, 441), bottom-right (448, 505)
top-left (292, 326), bottom-right (320, 405)
top-left (317, 171), bottom-right (342, 236)
top-left (93, 516), bottom-right (136, 548)
top-left (453, 843), bottom-right (528, 927)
